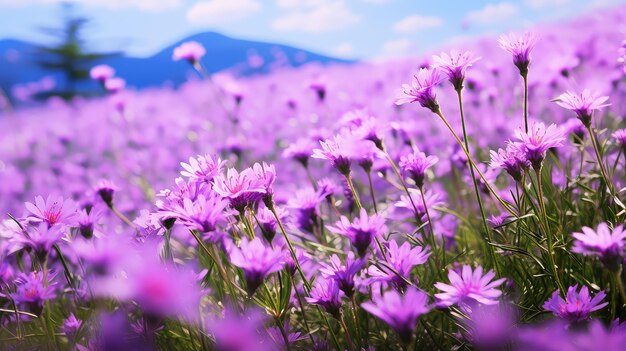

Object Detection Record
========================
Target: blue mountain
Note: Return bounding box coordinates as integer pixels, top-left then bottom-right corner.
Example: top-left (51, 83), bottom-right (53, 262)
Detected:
top-left (0, 32), bottom-right (353, 93)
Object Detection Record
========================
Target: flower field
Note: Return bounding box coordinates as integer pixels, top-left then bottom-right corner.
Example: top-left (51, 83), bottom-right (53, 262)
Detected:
top-left (1, 5), bottom-right (626, 351)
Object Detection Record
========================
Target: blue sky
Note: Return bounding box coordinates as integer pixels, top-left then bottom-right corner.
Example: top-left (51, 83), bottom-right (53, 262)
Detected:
top-left (0, 0), bottom-right (623, 59)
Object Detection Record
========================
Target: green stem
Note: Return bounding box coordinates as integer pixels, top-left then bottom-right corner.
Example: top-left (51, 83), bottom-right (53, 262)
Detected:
top-left (344, 173), bottom-right (363, 210)
top-left (340, 314), bottom-right (355, 351)
top-left (456, 89), bottom-right (499, 273)
top-left (587, 124), bottom-right (616, 196)
top-left (434, 108), bottom-right (516, 215)
top-left (535, 168), bottom-right (565, 293)
top-left (523, 74), bottom-right (529, 133)
top-left (366, 170), bottom-right (378, 214)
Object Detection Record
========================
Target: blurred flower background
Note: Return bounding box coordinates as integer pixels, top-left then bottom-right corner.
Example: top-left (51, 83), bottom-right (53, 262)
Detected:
top-left (2, 1), bottom-right (626, 350)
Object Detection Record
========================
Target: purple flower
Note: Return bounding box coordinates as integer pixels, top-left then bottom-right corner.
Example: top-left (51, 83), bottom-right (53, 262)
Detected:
top-left (399, 149), bottom-right (439, 188)
top-left (76, 207), bottom-right (103, 239)
top-left (180, 154), bottom-right (226, 184)
top-left (104, 77), bottom-right (125, 93)
top-left (172, 41), bottom-right (206, 64)
top-left (366, 240), bottom-right (430, 290)
top-left (431, 50), bottom-right (481, 91)
top-left (435, 265), bottom-right (506, 308)
top-left (361, 287), bottom-right (431, 345)
top-left (61, 313), bottom-right (82, 342)
top-left (395, 68), bottom-right (444, 112)
top-left (256, 205), bottom-right (287, 244)
top-left (90, 64), bottom-right (115, 82)
top-left (267, 320), bottom-right (305, 349)
top-left (554, 89), bottom-right (610, 127)
top-left (572, 222), bottom-right (626, 271)
top-left (163, 192), bottom-right (233, 236)
top-left (251, 162), bottom-right (276, 204)
top-left (213, 167), bottom-right (266, 212)
top-left (319, 252), bottom-right (366, 297)
top-left (458, 304), bottom-right (517, 351)
top-left (395, 189), bottom-right (444, 221)
top-left (305, 278), bottom-right (345, 319)
top-left (287, 187), bottom-right (326, 233)
top-left (229, 237), bottom-right (284, 295)
top-left (282, 138), bottom-right (315, 166)
top-left (498, 31), bottom-right (539, 75)
top-left (312, 134), bottom-right (353, 175)
top-left (25, 195), bottom-right (77, 227)
top-left (95, 179), bottom-right (117, 207)
top-left (489, 143), bottom-right (530, 182)
top-left (208, 308), bottom-right (272, 351)
top-left (19, 223), bottom-right (65, 261)
top-left (543, 285), bottom-right (607, 323)
top-left (513, 122), bottom-right (565, 170)
top-left (612, 129), bottom-right (626, 147)
top-left (12, 271), bottom-right (57, 315)
top-left (327, 208), bottom-right (386, 257)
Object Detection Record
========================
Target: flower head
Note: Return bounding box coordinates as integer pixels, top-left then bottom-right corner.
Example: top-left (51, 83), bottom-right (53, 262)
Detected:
top-left (543, 285), bottom-right (607, 323)
top-left (572, 223), bottom-right (626, 271)
top-left (399, 150), bottom-right (438, 188)
top-left (513, 122), bottom-right (565, 170)
top-left (229, 238), bottom-right (284, 295)
top-left (498, 31), bottom-right (539, 75)
top-left (283, 138), bottom-right (315, 166)
top-left (90, 65), bottom-right (115, 82)
top-left (18, 223), bottom-right (65, 261)
top-left (612, 129), bottom-right (626, 147)
top-left (362, 287), bottom-right (431, 345)
top-left (395, 68), bottom-right (444, 112)
top-left (172, 41), bottom-right (206, 64)
top-left (104, 77), bottom-right (125, 93)
top-left (365, 240), bottom-right (430, 290)
top-left (489, 143), bottom-right (530, 182)
top-left (12, 271), bottom-right (57, 315)
top-left (25, 195), bottom-right (77, 227)
top-left (435, 265), bottom-right (505, 308)
top-left (213, 167), bottom-right (266, 212)
top-left (319, 252), bottom-right (366, 297)
top-left (95, 179), bottom-right (117, 207)
top-left (327, 208), bottom-right (386, 257)
top-left (312, 134), bottom-right (353, 175)
top-left (554, 90), bottom-right (610, 127)
top-left (61, 313), bottom-right (82, 342)
top-left (180, 154), bottom-right (226, 185)
top-left (163, 192), bottom-right (233, 235)
top-left (305, 278), bottom-right (345, 319)
top-left (431, 50), bottom-right (481, 91)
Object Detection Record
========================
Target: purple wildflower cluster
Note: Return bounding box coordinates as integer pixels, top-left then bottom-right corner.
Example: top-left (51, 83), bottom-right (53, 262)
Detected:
top-left (2, 5), bottom-right (626, 351)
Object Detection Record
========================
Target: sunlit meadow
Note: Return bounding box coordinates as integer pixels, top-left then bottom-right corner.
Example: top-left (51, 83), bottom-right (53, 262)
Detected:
top-left (1, 4), bottom-right (626, 351)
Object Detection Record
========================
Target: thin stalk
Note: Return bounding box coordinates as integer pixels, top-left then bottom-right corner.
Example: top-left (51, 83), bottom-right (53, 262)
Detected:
top-left (456, 89), bottom-right (499, 273)
top-left (535, 168), bottom-right (565, 293)
top-left (614, 268), bottom-right (626, 307)
top-left (269, 205), bottom-right (311, 291)
top-left (523, 74), bottom-right (529, 133)
top-left (434, 108), bottom-right (516, 215)
top-left (108, 204), bottom-right (137, 230)
top-left (293, 285), bottom-right (316, 345)
top-left (418, 186), bottom-right (440, 264)
top-left (587, 124), bottom-right (616, 196)
top-left (276, 318), bottom-right (293, 351)
top-left (379, 145), bottom-right (422, 220)
top-left (344, 173), bottom-right (363, 210)
top-left (340, 314), bottom-right (355, 351)
top-left (366, 170), bottom-right (378, 214)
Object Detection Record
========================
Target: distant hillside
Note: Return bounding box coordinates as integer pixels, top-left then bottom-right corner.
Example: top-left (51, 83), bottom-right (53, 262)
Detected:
top-left (0, 32), bottom-right (353, 94)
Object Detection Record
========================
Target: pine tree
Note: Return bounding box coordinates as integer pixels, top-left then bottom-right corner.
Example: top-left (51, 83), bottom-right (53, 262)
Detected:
top-left (35, 3), bottom-right (117, 101)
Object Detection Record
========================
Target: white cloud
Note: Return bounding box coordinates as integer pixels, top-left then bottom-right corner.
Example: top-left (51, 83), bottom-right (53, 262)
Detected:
top-left (524, 0), bottom-right (570, 8)
top-left (392, 14), bottom-right (443, 33)
top-left (0, 0), bottom-right (181, 11)
top-left (333, 42), bottom-right (354, 57)
top-left (464, 2), bottom-right (519, 26)
top-left (272, 1), bottom-right (359, 33)
top-left (381, 38), bottom-right (414, 58)
top-left (187, 0), bottom-right (262, 25)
